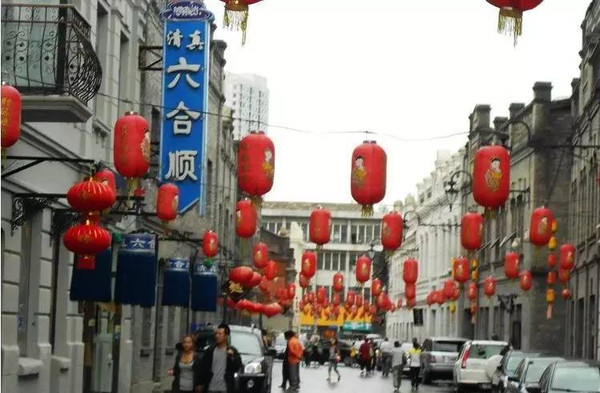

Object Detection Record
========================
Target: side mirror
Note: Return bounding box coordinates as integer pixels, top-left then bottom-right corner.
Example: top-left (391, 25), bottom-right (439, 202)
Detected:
top-left (526, 383), bottom-right (541, 393)
top-left (266, 348), bottom-right (277, 357)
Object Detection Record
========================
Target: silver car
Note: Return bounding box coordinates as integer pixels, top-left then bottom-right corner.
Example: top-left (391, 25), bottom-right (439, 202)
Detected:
top-left (421, 337), bottom-right (468, 383)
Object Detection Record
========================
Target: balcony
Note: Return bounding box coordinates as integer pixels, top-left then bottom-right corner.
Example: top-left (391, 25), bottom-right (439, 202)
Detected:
top-left (1, 4), bottom-right (102, 122)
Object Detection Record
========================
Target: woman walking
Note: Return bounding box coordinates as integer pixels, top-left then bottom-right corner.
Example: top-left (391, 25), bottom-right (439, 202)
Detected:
top-left (327, 338), bottom-right (341, 382)
top-left (168, 335), bottom-right (202, 393)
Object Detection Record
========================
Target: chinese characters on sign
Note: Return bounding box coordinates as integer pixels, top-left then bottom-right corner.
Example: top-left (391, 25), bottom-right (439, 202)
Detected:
top-left (160, 1), bottom-right (212, 214)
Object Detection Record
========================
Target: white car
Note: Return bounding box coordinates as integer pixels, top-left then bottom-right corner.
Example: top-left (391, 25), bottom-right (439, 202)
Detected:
top-left (454, 340), bottom-right (510, 392)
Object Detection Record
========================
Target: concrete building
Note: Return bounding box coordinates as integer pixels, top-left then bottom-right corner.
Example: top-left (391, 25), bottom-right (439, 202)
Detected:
top-left (261, 201), bottom-right (383, 336)
top-left (386, 150), bottom-right (464, 342)
top-left (565, 0), bottom-right (600, 361)
top-left (1, 1), bottom-right (237, 392)
top-left (459, 82), bottom-right (573, 352)
top-left (224, 72), bottom-right (269, 140)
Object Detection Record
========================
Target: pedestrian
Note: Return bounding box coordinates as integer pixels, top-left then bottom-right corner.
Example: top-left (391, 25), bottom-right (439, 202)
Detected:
top-left (327, 338), bottom-right (341, 382)
top-left (168, 335), bottom-right (202, 393)
top-left (261, 329), bottom-right (271, 348)
top-left (198, 324), bottom-right (243, 393)
top-left (380, 338), bottom-right (393, 377)
top-left (279, 331), bottom-right (293, 389)
top-left (391, 341), bottom-right (407, 393)
top-left (369, 339), bottom-right (376, 374)
top-left (287, 331), bottom-right (304, 392)
top-left (408, 340), bottom-right (422, 391)
top-left (359, 338), bottom-right (372, 376)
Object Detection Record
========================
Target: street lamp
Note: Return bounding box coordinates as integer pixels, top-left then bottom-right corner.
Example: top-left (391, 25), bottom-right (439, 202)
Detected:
top-left (443, 170), bottom-right (472, 211)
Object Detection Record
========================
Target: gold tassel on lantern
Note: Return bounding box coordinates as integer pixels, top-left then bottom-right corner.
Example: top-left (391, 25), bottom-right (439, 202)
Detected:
top-left (498, 7), bottom-right (523, 46)
top-left (224, 0), bottom-right (249, 44)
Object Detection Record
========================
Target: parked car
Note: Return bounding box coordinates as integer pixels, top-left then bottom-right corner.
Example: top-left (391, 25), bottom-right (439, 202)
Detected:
top-left (537, 360), bottom-right (600, 393)
top-left (492, 350), bottom-right (526, 393)
top-left (505, 357), bottom-right (564, 393)
top-left (309, 338), bottom-right (354, 366)
top-left (421, 337), bottom-right (468, 384)
top-left (193, 325), bottom-right (276, 393)
top-left (453, 340), bottom-right (510, 392)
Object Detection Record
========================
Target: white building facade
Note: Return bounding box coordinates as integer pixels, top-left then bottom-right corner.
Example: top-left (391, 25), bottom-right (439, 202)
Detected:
top-left (224, 73), bottom-right (269, 139)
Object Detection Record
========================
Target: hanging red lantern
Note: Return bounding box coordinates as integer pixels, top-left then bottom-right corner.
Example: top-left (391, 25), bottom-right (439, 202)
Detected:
top-left (381, 211), bottom-right (403, 251)
top-left (309, 207), bottom-right (331, 246)
top-left (93, 169), bottom-right (117, 197)
top-left (333, 272), bottom-right (344, 293)
top-left (376, 293), bottom-right (387, 309)
top-left (317, 287), bottom-right (327, 304)
top-left (64, 222), bottom-right (111, 269)
top-left (237, 130), bottom-right (274, 204)
top-left (558, 269), bottom-right (570, 284)
top-left (350, 140), bottom-right (387, 216)
top-left (520, 271), bottom-right (532, 292)
top-left (1, 84), bottom-right (21, 148)
top-left (403, 258), bottom-right (419, 285)
top-left (426, 292), bottom-right (435, 306)
top-left (467, 283), bottom-right (478, 301)
top-left (484, 276), bottom-right (497, 297)
top-left (406, 298), bottom-right (417, 309)
top-left (405, 283), bottom-right (416, 300)
top-left (301, 251), bottom-right (317, 279)
top-left (263, 302), bottom-right (283, 318)
top-left (229, 266), bottom-right (254, 286)
top-left (355, 255), bottom-right (372, 284)
top-left (461, 212), bottom-right (484, 251)
top-left (443, 279), bottom-right (455, 299)
top-left (156, 183), bottom-right (179, 223)
top-left (113, 112), bottom-right (150, 181)
top-left (470, 303), bottom-right (479, 315)
top-left (561, 288), bottom-right (571, 300)
top-left (453, 257), bottom-right (470, 284)
top-left (264, 260), bottom-right (277, 281)
top-left (259, 277), bottom-right (270, 294)
top-left (227, 297), bottom-right (238, 309)
top-left (547, 253), bottom-right (556, 269)
top-left (247, 272), bottom-right (262, 288)
top-left (504, 252), bottom-right (520, 279)
top-left (220, 0), bottom-right (263, 44)
top-left (372, 278), bottom-right (383, 298)
top-left (472, 145), bottom-right (510, 211)
top-left (369, 304), bottom-right (378, 315)
top-left (547, 271), bottom-right (556, 285)
top-left (547, 289), bottom-right (556, 318)
top-left (287, 283), bottom-right (296, 299)
top-left (559, 244), bottom-right (576, 271)
top-left (356, 294), bottom-right (364, 308)
top-left (307, 292), bottom-right (315, 304)
top-left (235, 199), bottom-right (257, 238)
top-left (529, 207), bottom-right (554, 246)
top-left (299, 274), bottom-right (310, 289)
top-left (253, 242), bottom-right (269, 269)
top-left (332, 293), bottom-right (341, 307)
top-left (202, 231), bottom-right (219, 258)
top-left (435, 290), bottom-right (446, 305)
top-left (345, 290), bottom-right (356, 307)
top-left (67, 179), bottom-right (116, 213)
top-left (486, 0), bottom-right (544, 44)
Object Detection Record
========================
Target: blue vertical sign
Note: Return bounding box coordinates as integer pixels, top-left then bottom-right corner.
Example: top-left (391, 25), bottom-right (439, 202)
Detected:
top-left (160, 1), bottom-right (213, 214)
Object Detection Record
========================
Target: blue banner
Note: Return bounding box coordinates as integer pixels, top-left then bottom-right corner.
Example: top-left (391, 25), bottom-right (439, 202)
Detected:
top-left (162, 257), bottom-right (190, 307)
top-left (160, 1), bottom-right (213, 214)
top-left (115, 234), bottom-right (157, 307)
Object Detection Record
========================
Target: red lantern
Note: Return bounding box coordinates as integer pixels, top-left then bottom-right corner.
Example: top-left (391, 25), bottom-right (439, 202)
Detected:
top-left (405, 283), bottom-right (416, 300)
top-left (356, 294), bottom-right (364, 308)
top-left (317, 287), bottom-right (327, 304)
top-left (229, 266), bottom-right (254, 286)
top-left (546, 288), bottom-right (556, 304)
top-left (350, 140), bottom-right (387, 216)
top-left (332, 293), bottom-right (341, 307)
top-left (253, 242), bottom-right (269, 269)
top-left (370, 304), bottom-right (378, 315)
top-left (472, 145), bottom-right (510, 210)
top-left (484, 276), bottom-right (497, 297)
top-left (301, 251), bottom-right (317, 279)
top-left (263, 303), bottom-right (283, 318)
top-left (435, 290), bottom-right (446, 305)
top-left (558, 269), bottom-right (570, 284)
top-left (202, 231), bottom-right (219, 258)
top-left (67, 179), bottom-right (116, 213)
top-left (264, 260), bottom-right (277, 281)
top-left (309, 207), bottom-right (331, 246)
top-left (376, 293), bottom-right (387, 309)
top-left (355, 255), bottom-right (372, 284)
top-left (529, 207), bottom-right (554, 246)
top-left (287, 283), bottom-right (296, 299)
top-left (259, 277), bottom-right (270, 294)
top-left (156, 183), bottom-right (179, 222)
top-left (453, 257), bottom-right (470, 283)
top-left (559, 244), bottom-right (576, 271)
top-left (470, 303), bottom-right (479, 315)
top-left (372, 278), bottom-right (383, 298)
top-left (403, 258), bottom-right (419, 285)
top-left (345, 290), bottom-right (356, 307)
top-left (93, 169), bottom-right (117, 197)
top-left (220, 0), bottom-right (263, 44)
top-left (307, 292), bottom-right (315, 303)
top-left (467, 283), bottom-right (478, 301)
top-left (333, 272), bottom-right (344, 293)
top-left (443, 280), bottom-right (455, 300)
top-left (113, 112), bottom-right (150, 179)
top-left (520, 271), bottom-right (532, 292)
top-left (486, 0), bottom-right (544, 44)
top-left (237, 130), bottom-right (274, 202)
top-left (547, 253), bottom-right (556, 269)
top-left (64, 223), bottom-right (111, 269)
top-left (1, 84), bottom-right (21, 148)
top-left (397, 297), bottom-right (404, 309)
top-left (561, 288), bottom-right (571, 300)
top-left (426, 292), bottom-right (435, 306)
top-left (547, 271), bottom-right (556, 285)
top-left (504, 252), bottom-right (520, 279)
top-left (235, 199), bottom-right (257, 238)
top-left (299, 274), bottom-right (310, 289)
top-left (381, 211), bottom-right (403, 251)
top-left (248, 272), bottom-right (262, 288)
top-left (406, 298), bottom-right (417, 309)
top-left (461, 212), bottom-right (484, 251)
top-left (227, 297), bottom-right (238, 309)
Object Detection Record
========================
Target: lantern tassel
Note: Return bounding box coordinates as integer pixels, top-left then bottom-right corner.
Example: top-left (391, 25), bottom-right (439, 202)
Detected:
top-left (223, 3), bottom-right (249, 45)
top-left (250, 196), bottom-right (263, 211)
top-left (546, 303), bottom-right (553, 319)
top-left (361, 205), bottom-right (374, 217)
top-left (77, 255), bottom-right (96, 270)
top-left (498, 7), bottom-right (523, 46)
top-left (484, 208), bottom-right (497, 220)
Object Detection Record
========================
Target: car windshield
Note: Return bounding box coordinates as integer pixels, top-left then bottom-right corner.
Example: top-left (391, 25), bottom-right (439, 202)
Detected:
top-left (525, 360), bottom-right (560, 383)
top-left (230, 332), bottom-right (263, 356)
top-left (433, 341), bottom-right (464, 352)
top-left (507, 354), bottom-right (526, 373)
top-left (552, 366), bottom-right (600, 392)
top-left (469, 344), bottom-right (508, 359)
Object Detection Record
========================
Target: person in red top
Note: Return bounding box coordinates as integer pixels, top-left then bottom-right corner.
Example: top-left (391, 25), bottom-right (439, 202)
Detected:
top-left (286, 331), bottom-right (304, 392)
top-left (359, 338), bottom-right (373, 376)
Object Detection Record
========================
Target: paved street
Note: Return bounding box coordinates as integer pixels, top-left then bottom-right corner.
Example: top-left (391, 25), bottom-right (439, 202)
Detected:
top-left (271, 361), bottom-right (455, 393)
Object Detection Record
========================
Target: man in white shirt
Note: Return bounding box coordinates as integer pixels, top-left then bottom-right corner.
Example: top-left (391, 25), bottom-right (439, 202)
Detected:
top-left (391, 341), bottom-right (407, 393)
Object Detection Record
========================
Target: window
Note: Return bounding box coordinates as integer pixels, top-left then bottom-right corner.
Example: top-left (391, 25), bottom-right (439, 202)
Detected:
top-left (332, 225), bottom-right (342, 243)
top-left (317, 253), bottom-right (324, 270)
top-left (374, 224), bottom-right (381, 242)
top-left (365, 225), bottom-right (373, 243)
top-left (358, 226), bottom-right (365, 244)
top-left (341, 225), bottom-right (348, 243)
top-left (324, 253), bottom-right (332, 271)
top-left (351, 225), bottom-right (358, 244)
top-left (301, 223), bottom-right (308, 242)
top-left (118, 33), bottom-right (131, 115)
top-left (340, 253), bottom-right (347, 272)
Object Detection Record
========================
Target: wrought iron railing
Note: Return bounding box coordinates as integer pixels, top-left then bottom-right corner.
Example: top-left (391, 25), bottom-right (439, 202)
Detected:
top-left (1, 3), bottom-right (102, 105)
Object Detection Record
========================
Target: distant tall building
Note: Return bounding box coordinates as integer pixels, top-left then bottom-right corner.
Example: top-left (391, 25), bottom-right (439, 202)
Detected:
top-left (224, 72), bottom-right (269, 139)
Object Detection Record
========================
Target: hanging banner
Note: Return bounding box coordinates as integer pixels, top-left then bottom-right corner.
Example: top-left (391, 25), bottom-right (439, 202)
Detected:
top-left (115, 234), bottom-right (157, 307)
top-left (191, 262), bottom-right (218, 312)
top-left (162, 257), bottom-right (190, 307)
top-left (160, 0), bottom-right (213, 214)
top-left (70, 248), bottom-right (113, 302)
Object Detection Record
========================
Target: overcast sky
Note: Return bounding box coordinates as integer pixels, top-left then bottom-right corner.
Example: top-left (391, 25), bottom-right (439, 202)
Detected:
top-left (205, 0), bottom-right (590, 207)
